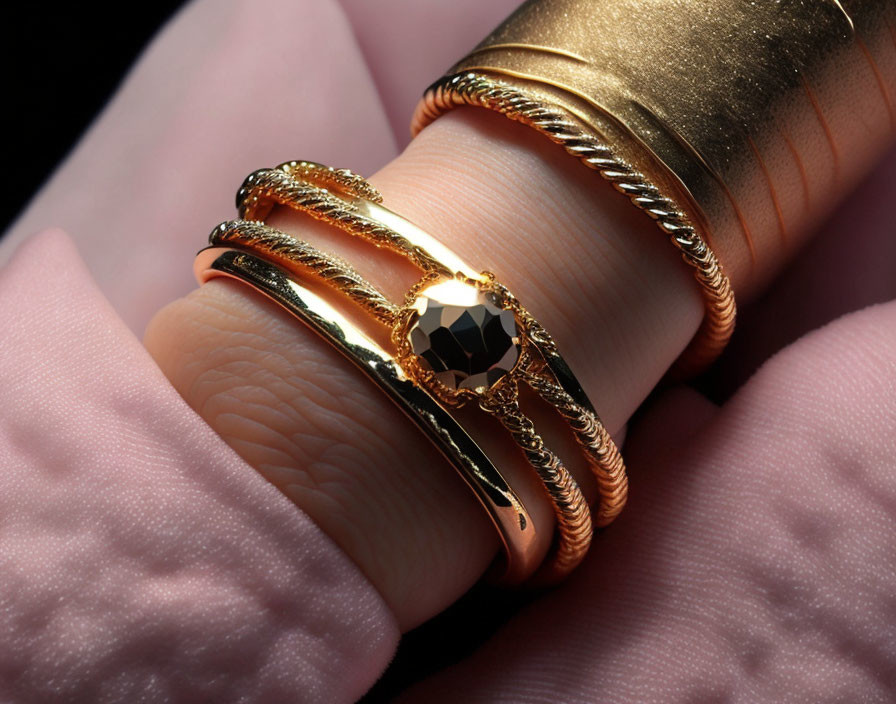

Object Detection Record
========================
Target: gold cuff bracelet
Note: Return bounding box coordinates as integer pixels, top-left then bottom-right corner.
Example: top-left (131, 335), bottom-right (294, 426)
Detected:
top-left (411, 0), bottom-right (896, 375)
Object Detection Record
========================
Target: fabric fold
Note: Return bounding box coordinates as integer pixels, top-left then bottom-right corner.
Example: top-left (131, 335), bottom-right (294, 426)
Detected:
top-left (0, 228), bottom-right (398, 703)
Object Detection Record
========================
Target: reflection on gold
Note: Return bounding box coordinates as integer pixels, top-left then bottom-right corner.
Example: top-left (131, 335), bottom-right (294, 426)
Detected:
top-left (417, 0), bottom-right (896, 297)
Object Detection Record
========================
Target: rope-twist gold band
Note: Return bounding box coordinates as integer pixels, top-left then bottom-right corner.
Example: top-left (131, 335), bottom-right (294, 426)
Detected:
top-left (211, 220), bottom-right (399, 324)
top-left (237, 165), bottom-right (451, 277)
top-left (413, 71), bottom-right (737, 376)
top-left (479, 389), bottom-right (592, 580)
top-left (524, 369), bottom-right (627, 527)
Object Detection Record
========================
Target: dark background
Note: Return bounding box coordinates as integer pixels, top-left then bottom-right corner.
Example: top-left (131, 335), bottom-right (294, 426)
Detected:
top-left (1, 4), bottom-right (532, 700)
top-left (2, 4), bottom-right (184, 234)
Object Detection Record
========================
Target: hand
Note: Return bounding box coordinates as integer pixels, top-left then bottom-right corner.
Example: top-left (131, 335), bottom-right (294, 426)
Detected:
top-left (3, 0), bottom-right (894, 700)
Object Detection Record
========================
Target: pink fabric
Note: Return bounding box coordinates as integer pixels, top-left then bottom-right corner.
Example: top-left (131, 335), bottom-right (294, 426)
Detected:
top-left (0, 229), bottom-right (399, 702)
top-left (0, 0), bottom-right (398, 334)
top-left (399, 299), bottom-right (896, 702)
top-left (2, 2), bottom-right (892, 699)
top-left (0, 0), bottom-right (520, 337)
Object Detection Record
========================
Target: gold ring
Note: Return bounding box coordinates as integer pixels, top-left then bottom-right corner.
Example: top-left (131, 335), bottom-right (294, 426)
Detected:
top-left (194, 245), bottom-right (541, 584)
top-left (195, 160), bottom-right (628, 583)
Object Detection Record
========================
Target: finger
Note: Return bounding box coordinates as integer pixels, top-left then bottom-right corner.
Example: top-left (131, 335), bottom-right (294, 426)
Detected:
top-left (1, 0), bottom-right (396, 333)
top-left (145, 107), bottom-right (703, 630)
top-left (338, 0), bottom-right (521, 145)
top-left (706, 144), bottom-right (896, 398)
top-left (397, 298), bottom-right (896, 702)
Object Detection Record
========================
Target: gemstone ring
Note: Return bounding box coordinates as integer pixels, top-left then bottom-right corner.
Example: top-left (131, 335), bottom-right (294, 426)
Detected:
top-left (194, 161), bottom-right (629, 584)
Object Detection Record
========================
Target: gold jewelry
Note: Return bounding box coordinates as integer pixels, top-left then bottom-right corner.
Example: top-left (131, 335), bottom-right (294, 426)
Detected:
top-left (196, 160), bottom-right (628, 583)
top-left (194, 245), bottom-right (541, 584)
top-left (409, 0), bottom-right (895, 375)
top-left (413, 72), bottom-right (735, 376)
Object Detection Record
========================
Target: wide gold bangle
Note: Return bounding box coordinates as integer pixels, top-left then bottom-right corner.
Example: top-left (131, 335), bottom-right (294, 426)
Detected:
top-left (412, 0), bottom-right (896, 374)
top-left (195, 161), bottom-right (629, 584)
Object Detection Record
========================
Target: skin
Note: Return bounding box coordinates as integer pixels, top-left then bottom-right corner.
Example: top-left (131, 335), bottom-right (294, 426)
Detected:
top-left (144, 107), bottom-right (703, 629)
top-left (4, 0), bottom-right (895, 698)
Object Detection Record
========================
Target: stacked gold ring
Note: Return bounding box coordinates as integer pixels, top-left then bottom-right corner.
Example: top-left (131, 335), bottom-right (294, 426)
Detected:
top-left (194, 160), bottom-right (628, 584)
top-left (194, 246), bottom-right (541, 583)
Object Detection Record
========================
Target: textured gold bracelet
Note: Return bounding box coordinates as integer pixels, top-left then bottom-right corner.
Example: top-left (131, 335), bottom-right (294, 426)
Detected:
top-left (198, 160), bottom-right (629, 583)
top-left (409, 0), bottom-right (896, 374)
top-left (413, 71), bottom-right (736, 376)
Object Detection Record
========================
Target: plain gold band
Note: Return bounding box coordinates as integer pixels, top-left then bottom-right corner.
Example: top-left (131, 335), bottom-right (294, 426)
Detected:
top-left (195, 245), bottom-right (541, 584)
